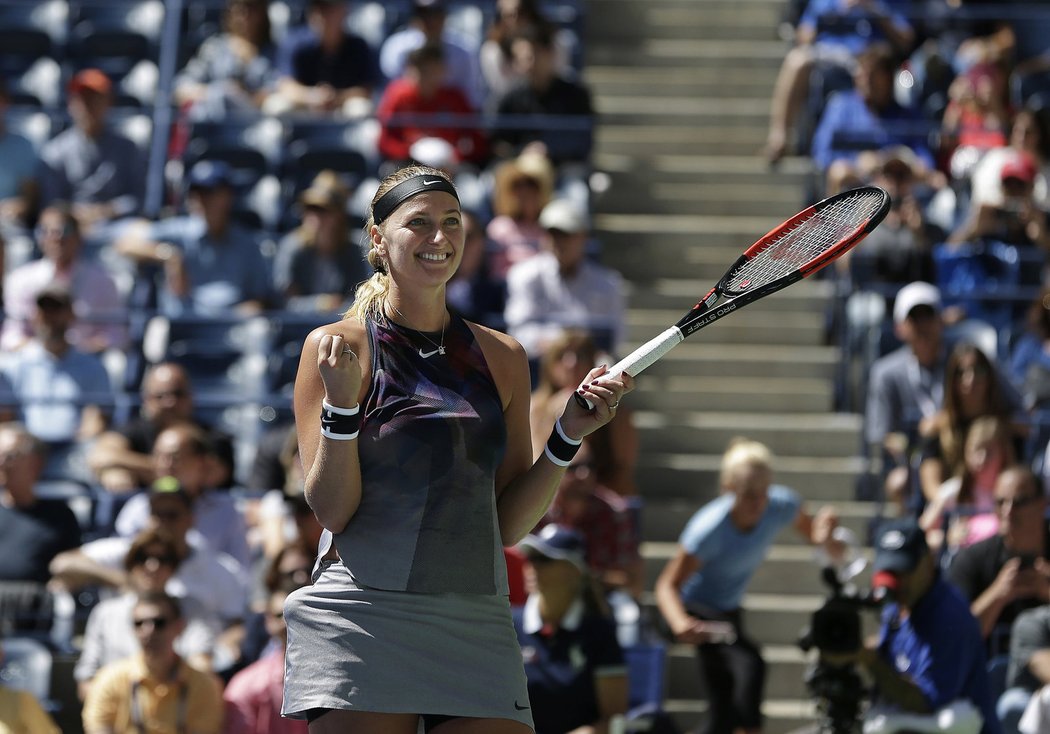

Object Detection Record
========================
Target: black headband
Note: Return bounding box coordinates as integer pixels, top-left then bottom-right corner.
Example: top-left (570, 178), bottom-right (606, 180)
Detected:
top-left (372, 175), bottom-right (460, 224)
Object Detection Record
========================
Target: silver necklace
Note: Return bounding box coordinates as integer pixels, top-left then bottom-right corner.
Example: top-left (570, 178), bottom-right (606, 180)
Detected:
top-left (388, 303), bottom-right (446, 358)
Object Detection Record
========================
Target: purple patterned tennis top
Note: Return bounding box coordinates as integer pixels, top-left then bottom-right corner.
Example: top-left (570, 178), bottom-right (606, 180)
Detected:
top-left (330, 312), bottom-right (510, 596)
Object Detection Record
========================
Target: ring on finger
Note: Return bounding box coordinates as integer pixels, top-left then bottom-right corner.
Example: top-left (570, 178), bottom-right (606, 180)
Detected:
top-left (609, 400), bottom-right (620, 409)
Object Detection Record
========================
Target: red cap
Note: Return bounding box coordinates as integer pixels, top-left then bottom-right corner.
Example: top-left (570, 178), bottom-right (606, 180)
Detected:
top-left (68, 68), bottom-right (112, 97)
top-left (1001, 153), bottom-right (1037, 184)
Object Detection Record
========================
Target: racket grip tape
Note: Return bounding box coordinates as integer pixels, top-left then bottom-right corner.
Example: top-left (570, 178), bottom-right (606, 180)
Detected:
top-left (574, 326), bottom-right (685, 410)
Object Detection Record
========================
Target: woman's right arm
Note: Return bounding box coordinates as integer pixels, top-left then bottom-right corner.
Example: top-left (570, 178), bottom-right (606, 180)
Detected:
top-left (294, 325), bottom-right (366, 534)
top-left (654, 547), bottom-right (706, 644)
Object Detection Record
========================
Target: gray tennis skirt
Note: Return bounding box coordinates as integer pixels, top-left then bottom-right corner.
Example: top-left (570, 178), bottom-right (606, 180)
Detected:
top-left (282, 559), bottom-right (534, 729)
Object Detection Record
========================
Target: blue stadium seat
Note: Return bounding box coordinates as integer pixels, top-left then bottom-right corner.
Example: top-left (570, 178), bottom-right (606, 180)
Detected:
top-left (346, 1), bottom-right (395, 51)
top-left (1, 59), bottom-right (63, 109)
top-left (34, 479), bottom-right (97, 536)
top-left (262, 311), bottom-right (334, 395)
top-left (183, 115), bottom-right (285, 178)
top-left (284, 118), bottom-right (380, 183)
top-left (624, 642), bottom-right (667, 717)
top-left (141, 314), bottom-right (269, 397)
top-left (0, 1), bottom-right (67, 75)
top-left (5, 107), bottom-right (54, 152)
top-left (0, 636), bottom-right (54, 707)
top-left (66, 1), bottom-right (165, 108)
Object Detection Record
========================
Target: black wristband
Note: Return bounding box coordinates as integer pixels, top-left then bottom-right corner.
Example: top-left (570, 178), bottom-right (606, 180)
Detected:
top-left (321, 400), bottom-right (361, 441)
top-left (544, 419), bottom-right (582, 467)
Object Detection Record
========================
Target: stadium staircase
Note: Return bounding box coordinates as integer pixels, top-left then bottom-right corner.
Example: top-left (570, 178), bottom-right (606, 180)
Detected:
top-left (584, 1), bottom-right (878, 731)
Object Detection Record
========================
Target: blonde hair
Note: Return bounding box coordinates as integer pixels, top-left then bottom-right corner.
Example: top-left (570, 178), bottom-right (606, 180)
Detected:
top-left (343, 164), bottom-right (455, 323)
top-left (720, 437), bottom-right (773, 489)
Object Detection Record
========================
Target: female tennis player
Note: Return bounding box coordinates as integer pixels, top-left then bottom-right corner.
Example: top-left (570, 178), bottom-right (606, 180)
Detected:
top-left (281, 164), bottom-right (632, 733)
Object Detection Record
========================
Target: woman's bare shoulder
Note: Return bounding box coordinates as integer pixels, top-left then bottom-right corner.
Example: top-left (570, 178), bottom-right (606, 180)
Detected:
top-left (467, 320), bottom-right (527, 363)
top-left (304, 316), bottom-right (368, 347)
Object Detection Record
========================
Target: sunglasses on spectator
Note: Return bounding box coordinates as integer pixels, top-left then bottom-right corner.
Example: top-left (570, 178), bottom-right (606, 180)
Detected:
top-left (34, 224), bottom-right (75, 240)
top-left (151, 509), bottom-right (189, 523)
top-left (147, 388), bottom-right (189, 400)
top-left (133, 552), bottom-right (179, 567)
top-left (132, 616), bottom-right (171, 630)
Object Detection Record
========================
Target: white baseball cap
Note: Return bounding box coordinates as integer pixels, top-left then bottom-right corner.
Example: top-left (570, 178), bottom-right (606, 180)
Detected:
top-left (892, 281), bottom-right (941, 325)
top-left (538, 199), bottom-right (589, 234)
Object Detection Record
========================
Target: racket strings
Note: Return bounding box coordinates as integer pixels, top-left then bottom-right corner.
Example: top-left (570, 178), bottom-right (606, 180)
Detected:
top-left (726, 191), bottom-right (884, 290)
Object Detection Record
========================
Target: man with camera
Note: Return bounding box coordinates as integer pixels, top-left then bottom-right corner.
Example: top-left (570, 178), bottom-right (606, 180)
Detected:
top-left (822, 519), bottom-right (1000, 734)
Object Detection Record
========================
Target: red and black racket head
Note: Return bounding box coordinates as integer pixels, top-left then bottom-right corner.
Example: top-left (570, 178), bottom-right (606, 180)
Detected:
top-left (723, 186), bottom-right (891, 296)
top-left (676, 186), bottom-right (890, 335)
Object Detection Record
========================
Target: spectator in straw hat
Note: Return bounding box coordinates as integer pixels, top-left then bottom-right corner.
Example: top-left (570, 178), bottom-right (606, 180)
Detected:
top-left (486, 149), bottom-right (555, 279)
top-left (274, 171), bottom-right (368, 312)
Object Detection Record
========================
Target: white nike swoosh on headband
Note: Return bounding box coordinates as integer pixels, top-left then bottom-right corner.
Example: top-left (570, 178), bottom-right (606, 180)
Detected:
top-left (421, 179), bottom-right (441, 186)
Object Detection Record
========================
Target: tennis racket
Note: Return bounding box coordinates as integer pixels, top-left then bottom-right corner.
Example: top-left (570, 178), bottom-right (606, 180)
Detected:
top-left (578, 185), bottom-right (891, 408)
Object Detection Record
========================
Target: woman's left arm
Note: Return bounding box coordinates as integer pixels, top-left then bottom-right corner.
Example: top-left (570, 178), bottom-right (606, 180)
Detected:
top-left (487, 330), bottom-right (632, 544)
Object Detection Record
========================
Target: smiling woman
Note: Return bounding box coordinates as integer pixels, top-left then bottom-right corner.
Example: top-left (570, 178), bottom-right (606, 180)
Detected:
top-left (281, 164), bottom-right (632, 733)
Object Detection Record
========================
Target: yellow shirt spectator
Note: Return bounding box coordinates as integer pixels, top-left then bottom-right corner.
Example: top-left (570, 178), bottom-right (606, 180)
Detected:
top-left (82, 654), bottom-right (223, 734)
top-left (0, 685), bottom-right (60, 734)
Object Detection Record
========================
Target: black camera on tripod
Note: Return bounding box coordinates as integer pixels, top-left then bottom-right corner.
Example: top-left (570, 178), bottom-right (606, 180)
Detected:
top-left (797, 568), bottom-right (886, 734)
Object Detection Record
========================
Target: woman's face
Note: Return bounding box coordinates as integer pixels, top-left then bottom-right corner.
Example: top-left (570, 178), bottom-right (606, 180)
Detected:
top-left (953, 353), bottom-right (991, 411)
top-left (511, 176), bottom-right (543, 220)
top-left (1012, 113), bottom-right (1042, 152)
top-left (965, 436), bottom-right (1003, 475)
top-left (373, 191), bottom-right (464, 288)
top-left (228, 1), bottom-right (268, 42)
top-left (37, 209), bottom-right (80, 265)
top-left (305, 205), bottom-right (344, 246)
top-left (726, 464), bottom-right (771, 528)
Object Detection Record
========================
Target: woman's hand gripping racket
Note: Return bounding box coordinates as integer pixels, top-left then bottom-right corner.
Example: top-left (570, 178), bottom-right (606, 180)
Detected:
top-left (576, 185), bottom-right (891, 409)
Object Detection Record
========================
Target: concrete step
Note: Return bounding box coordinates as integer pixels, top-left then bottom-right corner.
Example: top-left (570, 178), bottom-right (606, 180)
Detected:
top-left (599, 175), bottom-right (804, 214)
top-left (594, 152), bottom-right (816, 183)
top-left (586, 66), bottom-right (779, 98)
top-left (635, 452), bottom-right (866, 502)
top-left (667, 643), bottom-right (814, 700)
top-left (595, 132), bottom-right (771, 159)
top-left (664, 704), bottom-right (814, 734)
top-left (628, 375), bottom-right (835, 414)
top-left (621, 278), bottom-right (834, 312)
top-left (634, 411), bottom-right (861, 457)
top-left (619, 339), bottom-right (841, 379)
top-left (627, 309), bottom-right (826, 346)
top-left (665, 698), bottom-right (821, 734)
top-left (588, 38), bottom-right (789, 68)
top-left (597, 95), bottom-right (773, 126)
top-left (638, 497), bottom-right (880, 545)
top-left (587, 1), bottom-right (786, 42)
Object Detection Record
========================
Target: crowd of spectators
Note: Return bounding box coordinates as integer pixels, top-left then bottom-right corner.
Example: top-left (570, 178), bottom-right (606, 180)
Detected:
top-left (0, 0), bottom-right (653, 731)
top-left (758, 0), bottom-right (1050, 731)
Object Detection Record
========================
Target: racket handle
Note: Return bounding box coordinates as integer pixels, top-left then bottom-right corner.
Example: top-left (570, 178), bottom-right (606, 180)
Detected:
top-left (575, 326), bottom-right (685, 410)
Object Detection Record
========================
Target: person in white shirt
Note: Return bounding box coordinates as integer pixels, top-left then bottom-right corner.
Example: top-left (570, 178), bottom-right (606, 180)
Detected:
top-left (503, 197), bottom-right (625, 360)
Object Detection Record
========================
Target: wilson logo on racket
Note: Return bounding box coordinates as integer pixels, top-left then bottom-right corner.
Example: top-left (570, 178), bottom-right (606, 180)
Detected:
top-left (737, 279), bottom-right (752, 290)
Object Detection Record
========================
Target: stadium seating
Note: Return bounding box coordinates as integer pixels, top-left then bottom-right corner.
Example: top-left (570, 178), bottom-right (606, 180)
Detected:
top-left (0, 635), bottom-right (55, 708)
